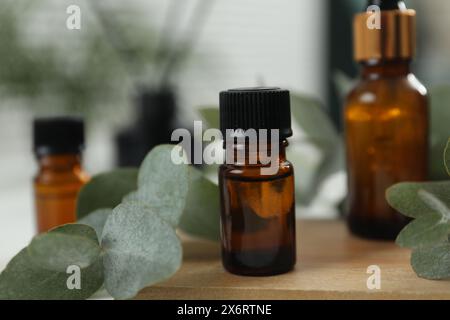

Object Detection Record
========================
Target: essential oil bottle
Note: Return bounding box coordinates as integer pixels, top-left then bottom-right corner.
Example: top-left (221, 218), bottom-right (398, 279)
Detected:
top-left (33, 117), bottom-right (89, 233)
top-left (345, 0), bottom-right (428, 240)
top-left (219, 87), bottom-right (296, 276)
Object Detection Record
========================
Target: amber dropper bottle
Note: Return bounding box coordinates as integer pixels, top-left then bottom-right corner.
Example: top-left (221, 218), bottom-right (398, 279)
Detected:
top-left (33, 117), bottom-right (89, 233)
top-left (345, 0), bottom-right (428, 240)
top-left (219, 87), bottom-right (296, 276)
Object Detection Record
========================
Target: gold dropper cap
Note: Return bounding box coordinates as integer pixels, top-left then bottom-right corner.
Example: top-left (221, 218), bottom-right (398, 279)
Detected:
top-left (353, 9), bottom-right (416, 62)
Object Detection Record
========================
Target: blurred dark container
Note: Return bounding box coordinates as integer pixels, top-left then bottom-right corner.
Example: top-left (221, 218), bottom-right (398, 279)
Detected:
top-left (116, 88), bottom-right (177, 167)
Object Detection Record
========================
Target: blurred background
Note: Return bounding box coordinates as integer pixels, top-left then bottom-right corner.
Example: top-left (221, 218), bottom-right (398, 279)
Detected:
top-left (0, 0), bottom-right (449, 266)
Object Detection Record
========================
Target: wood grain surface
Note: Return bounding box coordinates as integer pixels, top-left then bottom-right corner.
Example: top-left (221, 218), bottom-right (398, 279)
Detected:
top-left (136, 220), bottom-right (450, 300)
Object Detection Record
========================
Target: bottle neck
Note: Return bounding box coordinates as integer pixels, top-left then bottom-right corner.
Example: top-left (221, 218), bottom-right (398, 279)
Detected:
top-left (360, 59), bottom-right (411, 79)
top-left (366, 0), bottom-right (406, 10)
top-left (37, 153), bottom-right (83, 172)
top-left (225, 140), bottom-right (288, 166)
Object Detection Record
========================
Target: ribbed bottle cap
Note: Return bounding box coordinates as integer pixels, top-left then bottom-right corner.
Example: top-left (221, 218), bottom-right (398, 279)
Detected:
top-left (219, 87), bottom-right (292, 141)
top-left (354, 1), bottom-right (416, 62)
top-left (33, 117), bottom-right (85, 157)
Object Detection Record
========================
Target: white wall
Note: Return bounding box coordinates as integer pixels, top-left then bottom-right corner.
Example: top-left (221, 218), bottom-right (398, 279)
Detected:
top-left (173, 0), bottom-right (327, 117)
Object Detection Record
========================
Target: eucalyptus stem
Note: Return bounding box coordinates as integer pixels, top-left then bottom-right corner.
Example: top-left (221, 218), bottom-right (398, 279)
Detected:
top-left (153, 0), bottom-right (187, 70)
top-left (158, 0), bottom-right (215, 89)
top-left (88, 2), bottom-right (143, 91)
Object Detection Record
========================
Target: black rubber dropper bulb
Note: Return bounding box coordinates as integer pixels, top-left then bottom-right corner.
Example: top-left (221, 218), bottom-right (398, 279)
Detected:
top-left (366, 0), bottom-right (406, 10)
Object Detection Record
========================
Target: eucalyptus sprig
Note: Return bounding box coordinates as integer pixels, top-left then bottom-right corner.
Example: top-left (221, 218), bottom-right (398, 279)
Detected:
top-left (387, 139), bottom-right (450, 280)
top-left (0, 145), bottom-right (220, 299)
top-left (445, 139), bottom-right (450, 176)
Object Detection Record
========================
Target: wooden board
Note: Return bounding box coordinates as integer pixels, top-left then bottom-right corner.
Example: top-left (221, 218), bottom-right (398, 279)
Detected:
top-left (137, 220), bottom-right (450, 300)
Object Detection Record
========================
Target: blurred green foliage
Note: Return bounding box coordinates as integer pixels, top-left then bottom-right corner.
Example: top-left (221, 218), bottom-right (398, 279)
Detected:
top-left (0, 0), bottom-right (212, 122)
top-left (0, 1), bottom-right (130, 118)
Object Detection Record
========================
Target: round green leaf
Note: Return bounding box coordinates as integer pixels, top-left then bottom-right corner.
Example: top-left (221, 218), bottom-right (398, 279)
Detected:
top-left (445, 138), bottom-right (450, 177)
top-left (290, 93), bottom-right (338, 148)
top-left (411, 242), bottom-right (450, 280)
top-left (179, 167), bottom-right (220, 241)
top-left (430, 86), bottom-right (450, 180)
top-left (289, 93), bottom-right (344, 206)
top-left (133, 144), bottom-right (190, 226)
top-left (123, 188), bottom-right (184, 227)
top-left (27, 224), bottom-right (102, 272)
top-left (386, 181), bottom-right (450, 219)
top-left (333, 71), bottom-right (356, 99)
top-left (78, 208), bottom-right (113, 240)
top-left (101, 202), bottom-right (182, 300)
top-left (0, 249), bottom-right (103, 300)
top-left (396, 213), bottom-right (450, 249)
top-left (77, 168), bottom-right (138, 219)
top-left (138, 144), bottom-right (189, 187)
top-left (0, 224), bottom-right (103, 300)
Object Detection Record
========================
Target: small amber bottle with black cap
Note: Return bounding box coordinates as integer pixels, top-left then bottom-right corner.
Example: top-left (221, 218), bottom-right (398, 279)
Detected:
top-left (219, 87), bottom-right (296, 276)
top-left (345, 0), bottom-right (428, 240)
top-left (33, 117), bottom-right (89, 233)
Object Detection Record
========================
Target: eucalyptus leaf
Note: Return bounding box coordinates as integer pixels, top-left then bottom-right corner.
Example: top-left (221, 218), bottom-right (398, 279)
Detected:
top-left (0, 249), bottom-right (103, 300)
top-left (138, 144), bottom-right (188, 187)
top-left (77, 168), bottom-right (138, 219)
top-left (27, 224), bottom-right (102, 273)
top-left (310, 137), bottom-right (346, 199)
top-left (290, 93), bottom-right (344, 205)
top-left (101, 202), bottom-right (182, 300)
top-left (179, 167), bottom-right (221, 241)
top-left (333, 71), bottom-right (356, 99)
top-left (396, 212), bottom-right (450, 248)
top-left (287, 147), bottom-right (322, 205)
top-left (411, 242), bottom-right (450, 280)
top-left (133, 144), bottom-right (190, 227)
top-left (445, 138), bottom-right (450, 176)
top-left (290, 93), bottom-right (338, 147)
top-left (198, 107), bottom-right (220, 129)
top-left (78, 209), bottom-right (113, 240)
top-left (430, 86), bottom-right (450, 180)
top-left (0, 224), bottom-right (103, 300)
top-left (0, 223), bottom-right (104, 299)
top-left (386, 181), bottom-right (450, 219)
top-left (388, 182), bottom-right (450, 249)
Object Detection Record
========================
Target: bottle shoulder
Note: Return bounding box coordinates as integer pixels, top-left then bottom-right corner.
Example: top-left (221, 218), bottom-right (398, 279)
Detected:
top-left (346, 73), bottom-right (428, 109)
top-left (34, 167), bottom-right (89, 186)
top-left (220, 160), bottom-right (294, 180)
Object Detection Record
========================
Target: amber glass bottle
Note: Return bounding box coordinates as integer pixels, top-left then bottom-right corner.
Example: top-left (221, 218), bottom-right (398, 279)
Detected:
top-left (345, 0), bottom-right (428, 240)
top-left (219, 88), bottom-right (296, 276)
top-left (33, 118), bottom-right (89, 233)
